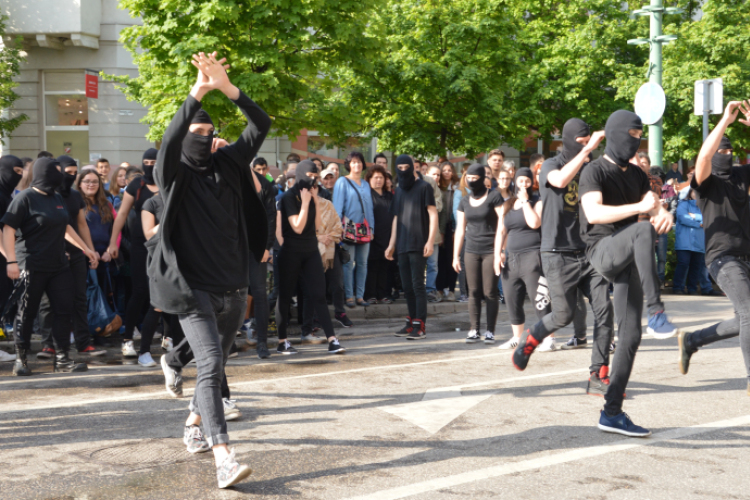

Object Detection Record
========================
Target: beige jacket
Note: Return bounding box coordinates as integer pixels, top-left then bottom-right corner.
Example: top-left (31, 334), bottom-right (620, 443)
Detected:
top-left (316, 197), bottom-right (343, 270)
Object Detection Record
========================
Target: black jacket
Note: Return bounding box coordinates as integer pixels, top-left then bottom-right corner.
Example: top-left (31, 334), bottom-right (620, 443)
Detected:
top-left (252, 170), bottom-right (277, 250)
top-left (147, 92), bottom-right (271, 314)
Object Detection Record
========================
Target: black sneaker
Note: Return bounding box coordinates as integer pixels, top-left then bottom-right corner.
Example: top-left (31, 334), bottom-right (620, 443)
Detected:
top-left (256, 341), bottom-right (270, 359)
top-left (276, 340), bottom-right (298, 355)
top-left (512, 330), bottom-right (539, 371)
top-left (406, 320), bottom-right (426, 340)
top-left (561, 336), bottom-right (588, 350)
top-left (677, 330), bottom-right (696, 375)
top-left (394, 318), bottom-right (413, 337)
top-left (587, 366), bottom-right (610, 397)
top-left (335, 313), bottom-right (354, 328)
top-left (328, 339), bottom-right (346, 354)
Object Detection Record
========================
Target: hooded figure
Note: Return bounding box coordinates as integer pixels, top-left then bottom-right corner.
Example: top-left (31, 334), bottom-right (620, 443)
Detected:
top-left (395, 154), bottom-right (416, 191)
top-left (604, 110), bottom-right (643, 167)
top-left (466, 163), bottom-right (487, 198)
top-left (56, 155), bottom-right (78, 197)
top-left (711, 136), bottom-right (733, 179)
top-left (294, 160), bottom-right (318, 191)
top-left (560, 118), bottom-right (591, 165)
top-left (0, 155), bottom-right (24, 199)
top-left (181, 110), bottom-right (215, 174)
top-left (514, 167), bottom-right (534, 195)
top-left (31, 158), bottom-right (64, 196)
top-left (142, 148), bottom-right (159, 185)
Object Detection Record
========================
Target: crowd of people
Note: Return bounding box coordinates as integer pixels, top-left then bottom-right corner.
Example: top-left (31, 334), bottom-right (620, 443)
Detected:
top-left (1, 51), bottom-right (749, 489)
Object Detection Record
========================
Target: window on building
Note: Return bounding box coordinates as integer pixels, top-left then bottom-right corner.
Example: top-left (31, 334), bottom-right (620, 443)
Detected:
top-left (43, 71), bottom-right (89, 164)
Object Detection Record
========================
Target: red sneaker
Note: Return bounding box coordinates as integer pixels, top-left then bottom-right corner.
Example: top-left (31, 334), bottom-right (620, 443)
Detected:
top-left (79, 345), bottom-right (106, 357)
top-left (36, 346), bottom-right (55, 359)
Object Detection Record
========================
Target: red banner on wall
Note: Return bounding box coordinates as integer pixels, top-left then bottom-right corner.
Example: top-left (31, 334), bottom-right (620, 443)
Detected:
top-left (85, 73), bottom-right (98, 99)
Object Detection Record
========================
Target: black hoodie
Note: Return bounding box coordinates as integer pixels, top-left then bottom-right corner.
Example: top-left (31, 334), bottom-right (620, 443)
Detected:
top-left (56, 155), bottom-right (86, 255)
top-left (0, 155), bottom-right (23, 224)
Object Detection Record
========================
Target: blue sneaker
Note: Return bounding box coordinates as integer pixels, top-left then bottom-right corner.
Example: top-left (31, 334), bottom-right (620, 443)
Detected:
top-left (598, 410), bottom-right (651, 437)
top-left (647, 310), bottom-right (676, 339)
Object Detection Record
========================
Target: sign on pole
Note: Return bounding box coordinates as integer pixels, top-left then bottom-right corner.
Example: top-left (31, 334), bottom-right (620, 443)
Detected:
top-left (634, 82), bottom-right (666, 125)
top-left (694, 78), bottom-right (723, 140)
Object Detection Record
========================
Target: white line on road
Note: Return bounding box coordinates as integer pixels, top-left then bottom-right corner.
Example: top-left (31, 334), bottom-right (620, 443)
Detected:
top-left (344, 414), bottom-right (750, 500)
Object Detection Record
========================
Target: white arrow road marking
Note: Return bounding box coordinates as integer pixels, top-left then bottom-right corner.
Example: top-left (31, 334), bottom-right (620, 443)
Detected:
top-left (380, 368), bottom-right (587, 434)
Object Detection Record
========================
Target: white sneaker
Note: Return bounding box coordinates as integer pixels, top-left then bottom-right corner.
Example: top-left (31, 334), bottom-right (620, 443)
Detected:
top-left (138, 352), bottom-right (157, 367)
top-left (498, 337), bottom-right (519, 350)
top-left (537, 336), bottom-right (556, 352)
top-left (0, 350), bottom-right (15, 362)
top-left (132, 328), bottom-right (141, 341)
top-left (161, 337), bottom-right (173, 351)
top-left (122, 340), bottom-right (137, 358)
top-left (483, 331), bottom-right (495, 344)
top-left (223, 398), bottom-right (242, 421)
top-left (465, 329), bottom-right (480, 343)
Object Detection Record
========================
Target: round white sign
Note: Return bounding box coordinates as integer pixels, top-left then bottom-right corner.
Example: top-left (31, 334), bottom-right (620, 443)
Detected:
top-left (634, 82), bottom-right (666, 125)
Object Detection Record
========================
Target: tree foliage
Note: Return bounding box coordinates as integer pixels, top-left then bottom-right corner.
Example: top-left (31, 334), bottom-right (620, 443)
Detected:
top-left (0, 15), bottom-right (28, 145)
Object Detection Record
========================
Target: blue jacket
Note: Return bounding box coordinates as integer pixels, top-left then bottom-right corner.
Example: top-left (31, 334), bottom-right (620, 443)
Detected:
top-left (675, 198), bottom-right (705, 253)
top-left (333, 176), bottom-right (376, 231)
top-left (453, 188), bottom-right (463, 227)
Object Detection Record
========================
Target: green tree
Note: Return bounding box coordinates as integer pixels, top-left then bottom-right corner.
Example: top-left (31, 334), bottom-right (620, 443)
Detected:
top-left (112, 0), bottom-right (380, 142)
top-left (0, 15), bottom-right (28, 145)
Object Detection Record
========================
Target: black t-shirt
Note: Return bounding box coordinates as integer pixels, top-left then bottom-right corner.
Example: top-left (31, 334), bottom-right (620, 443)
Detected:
top-left (60, 189), bottom-right (85, 255)
top-left (503, 198), bottom-right (541, 254)
top-left (370, 188), bottom-right (393, 254)
top-left (539, 156), bottom-right (586, 252)
top-left (579, 157), bottom-right (650, 249)
top-left (458, 190), bottom-right (504, 254)
top-left (390, 179), bottom-right (436, 255)
top-left (124, 177), bottom-right (156, 243)
top-left (279, 188), bottom-right (318, 253)
top-left (691, 167), bottom-right (750, 265)
top-left (1, 189), bottom-right (69, 272)
top-left (142, 194), bottom-right (164, 224)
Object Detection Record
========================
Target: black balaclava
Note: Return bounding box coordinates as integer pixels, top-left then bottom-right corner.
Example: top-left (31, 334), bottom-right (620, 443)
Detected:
top-left (514, 167), bottom-right (533, 195)
top-left (466, 163), bottom-right (487, 198)
top-left (711, 136), bottom-right (733, 179)
top-left (181, 109), bottom-right (214, 174)
top-left (395, 154), bottom-right (416, 191)
top-left (0, 155), bottom-right (24, 197)
top-left (560, 118), bottom-right (591, 165)
top-left (294, 160), bottom-right (318, 191)
top-left (31, 157), bottom-right (64, 195)
top-left (56, 155), bottom-right (78, 196)
top-left (142, 148), bottom-right (158, 185)
top-left (604, 110), bottom-right (643, 167)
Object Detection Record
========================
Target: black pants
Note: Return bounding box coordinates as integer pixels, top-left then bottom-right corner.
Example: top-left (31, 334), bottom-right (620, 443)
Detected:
top-left (39, 251), bottom-right (92, 351)
top-left (276, 247), bottom-right (334, 341)
top-left (0, 256), bottom-right (14, 319)
top-left (138, 307), bottom-right (161, 355)
top-left (14, 268), bottom-right (74, 351)
top-left (365, 252), bottom-right (391, 301)
top-left (501, 251), bottom-right (551, 325)
top-left (326, 246), bottom-right (346, 315)
top-left (398, 251), bottom-right (427, 322)
top-left (124, 243), bottom-right (149, 340)
top-left (248, 257), bottom-right (269, 343)
top-left (437, 229), bottom-right (457, 292)
top-left (686, 256), bottom-right (750, 381)
top-left (465, 252), bottom-right (499, 332)
top-left (588, 222), bottom-right (662, 415)
top-left (530, 251), bottom-right (614, 373)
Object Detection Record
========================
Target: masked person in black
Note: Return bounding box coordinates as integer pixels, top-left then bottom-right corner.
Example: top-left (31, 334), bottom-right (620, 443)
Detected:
top-left (385, 154), bottom-right (438, 340)
top-left (0, 156), bottom-right (23, 362)
top-left (453, 163), bottom-right (504, 343)
top-left (511, 119), bottom-right (615, 396)
top-left (276, 160), bottom-right (345, 355)
top-left (679, 101), bottom-right (750, 390)
top-left (139, 52), bottom-right (269, 488)
top-left (2, 158), bottom-right (98, 375)
top-left (108, 148), bottom-right (160, 360)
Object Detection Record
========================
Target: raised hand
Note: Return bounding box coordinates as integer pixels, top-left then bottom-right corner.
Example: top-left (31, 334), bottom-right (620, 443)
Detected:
top-left (191, 52), bottom-right (231, 92)
top-left (585, 130), bottom-right (606, 152)
top-left (738, 100), bottom-right (750, 127)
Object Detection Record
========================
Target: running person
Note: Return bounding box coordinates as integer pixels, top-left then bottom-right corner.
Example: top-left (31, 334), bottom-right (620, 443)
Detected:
top-left (678, 100), bottom-right (750, 388)
top-left (494, 168), bottom-right (552, 350)
top-left (510, 119), bottom-right (615, 396)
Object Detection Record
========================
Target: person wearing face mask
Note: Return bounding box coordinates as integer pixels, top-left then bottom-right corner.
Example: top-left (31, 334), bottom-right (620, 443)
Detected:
top-left (494, 168), bottom-right (551, 350)
top-left (107, 148), bottom-right (160, 362)
top-left (385, 155), bottom-right (438, 340)
top-left (539, 109), bottom-right (676, 438)
top-left (1, 158), bottom-right (98, 375)
top-left (678, 101), bottom-right (750, 391)
top-left (511, 119), bottom-right (615, 396)
top-left (136, 52), bottom-right (270, 488)
top-left (453, 163), bottom-right (504, 343)
top-left (276, 160), bottom-right (346, 355)
top-left (0, 156), bottom-right (24, 362)
top-left (36, 156), bottom-right (105, 359)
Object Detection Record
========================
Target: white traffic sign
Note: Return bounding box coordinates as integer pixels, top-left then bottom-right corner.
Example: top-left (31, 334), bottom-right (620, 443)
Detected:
top-left (694, 79), bottom-right (723, 115)
top-left (634, 82), bottom-right (666, 125)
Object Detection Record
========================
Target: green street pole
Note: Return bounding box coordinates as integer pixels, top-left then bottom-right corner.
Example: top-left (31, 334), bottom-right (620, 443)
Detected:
top-left (649, 0), bottom-right (663, 170)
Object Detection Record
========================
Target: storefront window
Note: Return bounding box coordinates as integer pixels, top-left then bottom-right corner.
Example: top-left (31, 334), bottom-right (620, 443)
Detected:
top-left (45, 95), bottom-right (89, 126)
top-left (43, 71), bottom-right (89, 163)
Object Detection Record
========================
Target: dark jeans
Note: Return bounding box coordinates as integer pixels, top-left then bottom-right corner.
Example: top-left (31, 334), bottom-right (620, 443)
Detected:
top-left (398, 251), bottom-right (427, 322)
top-left (501, 251), bottom-right (550, 326)
top-left (124, 243), bottom-right (149, 340)
top-left (365, 252), bottom-right (392, 301)
top-left (686, 256), bottom-right (750, 381)
top-left (657, 232), bottom-right (668, 283)
top-left (530, 251), bottom-right (614, 373)
top-left (465, 252), bottom-right (499, 332)
top-left (326, 246), bottom-right (346, 314)
top-left (249, 257), bottom-right (269, 343)
top-left (39, 251), bottom-right (92, 351)
top-left (673, 250), bottom-right (713, 293)
top-left (573, 289), bottom-right (588, 338)
top-left (178, 288), bottom-right (247, 448)
top-left (437, 229), bottom-right (457, 293)
top-left (137, 307), bottom-right (161, 355)
top-left (166, 334), bottom-right (230, 401)
top-left (588, 222), bottom-right (663, 415)
top-left (14, 268), bottom-right (74, 351)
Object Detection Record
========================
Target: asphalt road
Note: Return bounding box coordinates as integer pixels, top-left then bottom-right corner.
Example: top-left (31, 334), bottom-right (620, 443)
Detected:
top-left (1, 294), bottom-right (749, 500)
